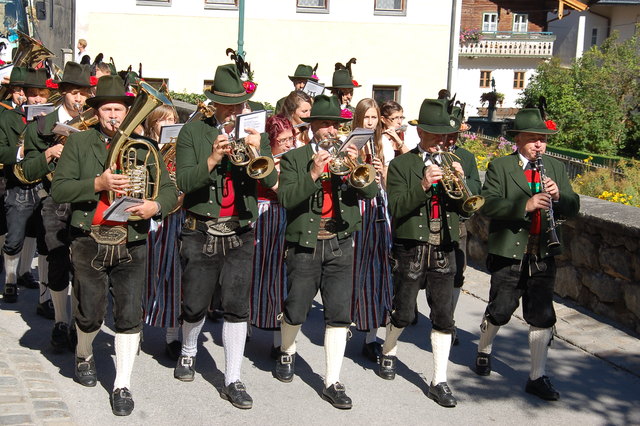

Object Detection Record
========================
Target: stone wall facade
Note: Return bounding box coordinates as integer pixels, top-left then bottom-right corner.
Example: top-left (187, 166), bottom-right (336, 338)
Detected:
top-left (466, 195), bottom-right (640, 334)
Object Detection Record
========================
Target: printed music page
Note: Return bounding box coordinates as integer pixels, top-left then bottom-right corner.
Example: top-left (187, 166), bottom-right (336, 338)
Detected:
top-left (236, 110), bottom-right (267, 139)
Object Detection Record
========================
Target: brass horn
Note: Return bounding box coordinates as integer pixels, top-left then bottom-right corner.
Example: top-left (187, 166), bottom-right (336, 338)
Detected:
top-left (316, 137), bottom-right (375, 188)
top-left (217, 120), bottom-right (275, 180)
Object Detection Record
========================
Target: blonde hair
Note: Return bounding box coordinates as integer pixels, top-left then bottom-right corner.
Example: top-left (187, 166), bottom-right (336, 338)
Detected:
top-left (144, 105), bottom-right (178, 141)
top-left (78, 39), bottom-right (87, 48)
top-left (353, 98), bottom-right (384, 163)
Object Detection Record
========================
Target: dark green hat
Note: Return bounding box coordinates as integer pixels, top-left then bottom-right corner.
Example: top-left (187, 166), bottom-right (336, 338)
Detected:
top-left (85, 75), bottom-right (135, 109)
top-left (305, 94), bottom-right (350, 123)
top-left (327, 68), bottom-right (360, 89)
top-left (204, 64), bottom-right (255, 105)
top-left (22, 68), bottom-right (49, 89)
top-left (3, 66), bottom-right (26, 87)
top-left (409, 99), bottom-right (461, 134)
top-left (53, 62), bottom-right (91, 87)
top-left (507, 108), bottom-right (558, 135)
top-left (450, 106), bottom-right (470, 132)
top-left (288, 64), bottom-right (318, 82)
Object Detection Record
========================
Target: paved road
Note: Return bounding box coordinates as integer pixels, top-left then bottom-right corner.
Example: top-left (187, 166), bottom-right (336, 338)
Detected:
top-left (1, 262), bottom-right (639, 425)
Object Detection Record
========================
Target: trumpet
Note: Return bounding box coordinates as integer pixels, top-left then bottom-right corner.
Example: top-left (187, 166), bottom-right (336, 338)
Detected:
top-left (216, 120), bottom-right (275, 180)
top-left (534, 153), bottom-right (561, 248)
top-left (426, 148), bottom-right (484, 214)
top-left (317, 137), bottom-right (376, 188)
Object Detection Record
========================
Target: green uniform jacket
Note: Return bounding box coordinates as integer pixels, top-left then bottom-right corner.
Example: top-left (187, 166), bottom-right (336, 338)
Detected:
top-left (22, 109), bottom-right (60, 182)
top-left (454, 146), bottom-right (482, 195)
top-left (50, 127), bottom-right (178, 242)
top-left (481, 153), bottom-right (580, 260)
top-left (0, 108), bottom-right (25, 166)
top-left (175, 117), bottom-right (277, 227)
top-left (387, 147), bottom-right (465, 245)
top-left (278, 143), bottom-right (378, 248)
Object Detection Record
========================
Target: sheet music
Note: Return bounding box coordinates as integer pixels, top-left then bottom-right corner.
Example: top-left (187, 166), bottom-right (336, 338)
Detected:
top-left (24, 103), bottom-right (55, 121)
top-left (302, 80), bottom-right (325, 98)
top-left (103, 196), bottom-right (144, 222)
top-left (235, 110), bottom-right (267, 139)
top-left (159, 124), bottom-right (183, 145)
top-left (338, 127), bottom-right (374, 152)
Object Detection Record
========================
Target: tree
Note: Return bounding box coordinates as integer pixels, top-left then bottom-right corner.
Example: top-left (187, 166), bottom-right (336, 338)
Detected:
top-left (518, 28), bottom-right (640, 157)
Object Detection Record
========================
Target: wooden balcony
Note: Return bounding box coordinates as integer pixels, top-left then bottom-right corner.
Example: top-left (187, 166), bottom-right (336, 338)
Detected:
top-left (459, 32), bottom-right (556, 58)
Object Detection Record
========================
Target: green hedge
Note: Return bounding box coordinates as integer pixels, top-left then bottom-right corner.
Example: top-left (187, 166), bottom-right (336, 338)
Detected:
top-left (545, 145), bottom-right (625, 167)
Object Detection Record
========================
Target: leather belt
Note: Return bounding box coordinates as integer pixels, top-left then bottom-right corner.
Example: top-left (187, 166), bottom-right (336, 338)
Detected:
top-left (317, 217), bottom-right (337, 240)
top-left (184, 212), bottom-right (242, 236)
top-left (89, 224), bottom-right (127, 245)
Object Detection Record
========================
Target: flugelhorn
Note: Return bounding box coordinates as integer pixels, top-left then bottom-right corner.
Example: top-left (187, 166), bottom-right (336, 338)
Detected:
top-left (317, 137), bottom-right (376, 188)
top-left (216, 120), bottom-right (275, 180)
top-left (426, 148), bottom-right (485, 214)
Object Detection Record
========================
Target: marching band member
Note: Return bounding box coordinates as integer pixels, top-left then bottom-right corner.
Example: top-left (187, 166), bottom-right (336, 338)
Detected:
top-left (275, 64), bottom-right (318, 114)
top-left (275, 94), bottom-right (377, 409)
top-left (22, 62), bottom-right (93, 351)
top-left (378, 99), bottom-right (467, 407)
top-left (174, 63), bottom-right (276, 409)
top-left (282, 90), bottom-right (313, 146)
top-left (51, 75), bottom-right (177, 416)
top-left (474, 108), bottom-right (579, 401)
top-left (379, 100), bottom-right (410, 174)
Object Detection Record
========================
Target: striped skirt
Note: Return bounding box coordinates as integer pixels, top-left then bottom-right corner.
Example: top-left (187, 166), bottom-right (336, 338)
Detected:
top-left (144, 209), bottom-right (185, 328)
top-left (250, 200), bottom-right (288, 329)
top-left (351, 193), bottom-right (393, 331)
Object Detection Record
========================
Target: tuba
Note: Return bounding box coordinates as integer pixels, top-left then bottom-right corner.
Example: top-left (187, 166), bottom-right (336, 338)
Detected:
top-left (426, 148), bottom-right (485, 214)
top-left (217, 120), bottom-right (275, 180)
top-left (105, 81), bottom-right (172, 220)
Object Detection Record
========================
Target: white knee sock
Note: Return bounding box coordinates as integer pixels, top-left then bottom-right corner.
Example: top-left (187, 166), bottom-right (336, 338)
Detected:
top-left (181, 317), bottom-right (205, 357)
top-left (113, 332), bottom-right (140, 390)
top-left (529, 326), bottom-right (553, 380)
top-left (431, 330), bottom-right (452, 385)
top-left (4, 253), bottom-right (20, 284)
top-left (478, 318), bottom-right (500, 354)
top-left (382, 323), bottom-right (404, 356)
top-left (76, 328), bottom-right (99, 360)
top-left (365, 328), bottom-right (378, 344)
top-left (280, 321), bottom-right (301, 355)
top-left (165, 326), bottom-right (180, 344)
top-left (223, 321), bottom-right (247, 386)
top-left (38, 282), bottom-right (50, 303)
top-left (50, 289), bottom-right (69, 324)
top-left (324, 326), bottom-right (348, 388)
top-left (451, 287), bottom-right (461, 313)
top-left (19, 237), bottom-right (36, 276)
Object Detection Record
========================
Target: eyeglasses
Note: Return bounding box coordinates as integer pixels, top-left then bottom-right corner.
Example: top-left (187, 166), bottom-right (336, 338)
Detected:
top-left (387, 115), bottom-right (405, 122)
top-left (277, 136), bottom-right (296, 144)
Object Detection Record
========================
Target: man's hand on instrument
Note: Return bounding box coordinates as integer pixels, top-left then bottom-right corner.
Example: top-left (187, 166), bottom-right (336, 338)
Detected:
top-left (310, 149), bottom-right (330, 181)
top-left (244, 128), bottom-right (261, 149)
top-left (422, 165), bottom-right (443, 191)
top-left (543, 177), bottom-right (560, 201)
top-left (125, 199), bottom-right (160, 219)
top-left (94, 164), bottom-right (129, 194)
top-left (451, 161), bottom-right (464, 177)
top-left (208, 134), bottom-right (231, 171)
top-left (526, 192), bottom-right (552, 212)
top-left (344, 143), bottom-right (358, 161)
top-left (44, 144), bottom-right (63, 163)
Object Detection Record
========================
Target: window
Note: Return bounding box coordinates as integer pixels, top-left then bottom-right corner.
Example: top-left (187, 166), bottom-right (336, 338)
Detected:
top-left (513, 71), bottom-right (525, 89)
top-left (374, 0), bottom-right (406, 16)
top-left (512, 14), bottom-right (528, 33)
top-left (482, 13), bottom-right (498, 32)
top-left (142, 78), bottom-right (168, 91)
top-left (591, 28), bottom-right (598, 46)
top-left (205, 0), bottom-right (238, 10)
top-left (136, 0), bottom-right (171, 6)
top-left (479, 71), bottom-right (492, 88)
top-left (372, 85), bottom-right (400, 105)
top-left (296, 0), bottom-right (329, 13)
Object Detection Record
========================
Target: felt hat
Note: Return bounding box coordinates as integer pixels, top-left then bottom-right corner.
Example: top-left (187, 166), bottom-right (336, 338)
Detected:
top-left (53, 62), bottom-right (91, 87)
top-left (3, 66), bottom-right (26, 87)
top-left (288, 64), bottom-right (318, 82)
top-left (507, 108), bottom-right (558, 134)
top-left (85, 75), bottom-right (135, 109)
top-left (451, 106), bottom-right (470, 132)
top-left (327, 68), bottom-right (360, 89)
top-left (409, 99), bottom-right (461, 134)
top-left (304, 94), bottom-right (350, 123)
top-left (22, 68), bottom-right (49, 89)
top-left (204, 64), bottom-right (255, 105)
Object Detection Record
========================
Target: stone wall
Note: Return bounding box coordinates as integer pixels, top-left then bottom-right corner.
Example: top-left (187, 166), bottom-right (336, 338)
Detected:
top-left (466, 195), bottom-right (640, 334)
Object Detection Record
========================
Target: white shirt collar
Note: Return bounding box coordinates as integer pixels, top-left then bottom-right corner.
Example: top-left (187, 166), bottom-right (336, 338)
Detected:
top-left (56, 105), bottom-right (74, 124)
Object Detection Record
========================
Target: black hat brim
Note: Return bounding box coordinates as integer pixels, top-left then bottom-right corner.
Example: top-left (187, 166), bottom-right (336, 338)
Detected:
top-left (86, 95), bottom-right (135, 109)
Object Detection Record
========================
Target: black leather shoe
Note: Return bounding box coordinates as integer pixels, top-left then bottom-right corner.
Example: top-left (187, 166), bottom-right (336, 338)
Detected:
top-left (165, 340), bottom-right (181, 361)
top-left (428, 382), bottom-right (457, 407)
top-left (51, 322), bottom-right (70, 353)
top-left (220, 381), bottom-right (253, 409)
top-left (275, 352), bottom-right (295, 382)
top-left (17, 272), bottom-right (38, 289)
top-left (362, 341), bottom-right (382, 363)
top-left (322, 382), bottom-right (352, 409)
top-left (174, 355), bottom-right (195, 381)
top-left (270, 345), bottom-right (280, 360)
top-left (75, 357), bottom-right (97, 387)
top-left (37, 299), bottom-right (55, 320)
top-left (525, 376), bottom-right (560, 401)
top-left (110, 387), bottom-right (134, 416)
top-left (378, 355), bottom-right (396, 380)
top-left (475, 352), bottom-right (491, 376)
top-left (2, 283), bottom-right (18, 303)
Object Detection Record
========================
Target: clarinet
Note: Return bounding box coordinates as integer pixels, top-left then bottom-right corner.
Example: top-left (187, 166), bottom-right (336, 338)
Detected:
top-left (368, 137), bottom-right (387, 223)
top-left (534, 153), bottom-right (561, 248)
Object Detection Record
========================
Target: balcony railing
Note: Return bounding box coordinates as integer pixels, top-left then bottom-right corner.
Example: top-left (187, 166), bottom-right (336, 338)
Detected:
top-left (459, 31), bottom-right (556, 58)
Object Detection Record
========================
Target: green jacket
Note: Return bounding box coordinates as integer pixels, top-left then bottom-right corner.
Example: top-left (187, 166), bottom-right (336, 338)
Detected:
top-left (50, 127), bottom-right (178, 242)
top-left (22, 109), bottom-right (60, 182)
top-left (278, 143), bottom-right (377, 248)
top-left (387, 147), bottom-right (465, 245)
top-left (0, 107), bottom-right (25, 166)
top-left (175, 116), bottom-right (277, 227)
top-left (481, 153), bottom-right (580, 259)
